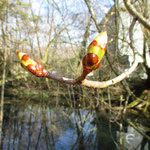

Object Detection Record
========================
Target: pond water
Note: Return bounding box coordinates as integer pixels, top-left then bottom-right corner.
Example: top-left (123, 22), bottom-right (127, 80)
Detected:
top-left (0, 98), bottom-right (149, 150)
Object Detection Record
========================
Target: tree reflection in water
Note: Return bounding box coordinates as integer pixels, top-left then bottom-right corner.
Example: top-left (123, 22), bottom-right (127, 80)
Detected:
top-left (0, 99), bottom-right (149, 150)
top-left (141, 131), bottom-right (150, 150)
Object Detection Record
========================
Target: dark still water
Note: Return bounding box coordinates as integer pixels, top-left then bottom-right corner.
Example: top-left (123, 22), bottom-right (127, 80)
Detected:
top-left (0, 98), bottom-right (149, 150)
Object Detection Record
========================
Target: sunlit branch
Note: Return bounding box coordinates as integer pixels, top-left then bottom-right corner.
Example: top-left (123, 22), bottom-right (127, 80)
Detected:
top-left (45, 57), bottom-right (139, 88)
top-left (17, 49), bottom-right (140, 88)
top-left (84, 0), bottom-right (133, 91)
top-left (17, 29), bottom-right (140, 89)
top-left (123, 0), bottom-right (150, 31)
top-left (45, 70), bottom-right (89, 85)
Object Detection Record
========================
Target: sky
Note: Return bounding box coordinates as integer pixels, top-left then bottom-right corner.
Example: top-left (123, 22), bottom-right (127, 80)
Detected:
top-left (31, 0), bottom-right (114, 18)
top-left (28, 0), bottom-right (114, 45)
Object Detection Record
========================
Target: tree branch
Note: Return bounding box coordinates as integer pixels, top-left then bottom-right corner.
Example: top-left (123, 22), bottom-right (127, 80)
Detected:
top-left (45, 57), bottom-right (139, 88)
top-left (18, 1), bottom-right (141, 89)
top-left (123, 0), bottom-right (150, 31)
top-left (84, 0), bottom-right (134, 92)
top-left (129, 17), bottom-right (137, 60)
top-left (84, 0), bottom-right (101, 31)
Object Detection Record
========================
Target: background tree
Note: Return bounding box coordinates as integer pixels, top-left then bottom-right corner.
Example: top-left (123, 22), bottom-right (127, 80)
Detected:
top-left (1, 0), bottom-right (150, 114)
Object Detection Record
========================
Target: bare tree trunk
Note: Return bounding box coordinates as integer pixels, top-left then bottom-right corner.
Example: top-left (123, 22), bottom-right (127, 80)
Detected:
top-left (0, 21), bottom-right (6, 145)
top-left (0, 57), bottom-right (5, 145)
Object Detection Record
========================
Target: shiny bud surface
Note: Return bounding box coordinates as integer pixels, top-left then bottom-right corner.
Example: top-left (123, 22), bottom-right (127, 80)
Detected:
top-left (17, 52), bottom-right (47, 77)
top-left (82, 53), bottom-right (101, 73)
top-left (82, 31), bottom-right (107, 73)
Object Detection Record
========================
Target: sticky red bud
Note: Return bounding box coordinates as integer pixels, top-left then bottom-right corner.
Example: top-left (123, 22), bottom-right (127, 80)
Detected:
top-left (17, 51), bottom-right (48, 77)
top-left (82, 31), bottom-right (107, 73)
top-left (86, 53), bottom-right (98, 66)
top-left (93, 61), bottom-right (101, 70)
top-left (22, 55), bottom-right (30, 61)
top-left (82, 53), bottom-right (101, 73)
top-left (27, 65), bottom-right (37, 75)
top-left (36, 72), bottom-right (43, 77)
top-left (82, 55), bottom-right (91, 72)
top-left (91, 40), bottom-right (98, 46)
top-left (36, 63), bottom-right (43, 70)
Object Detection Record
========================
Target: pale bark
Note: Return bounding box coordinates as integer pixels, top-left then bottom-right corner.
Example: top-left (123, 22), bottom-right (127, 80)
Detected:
top-left (45, 57), bottom-right (139, 88)
top-left (123, 0), bottom-right (150, 31)
top-left (0, 21), bottom-right (6, 145)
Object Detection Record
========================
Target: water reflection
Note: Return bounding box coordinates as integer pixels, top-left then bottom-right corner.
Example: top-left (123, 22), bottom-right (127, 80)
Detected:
top-left (0, 99), bottom-right (149, 150)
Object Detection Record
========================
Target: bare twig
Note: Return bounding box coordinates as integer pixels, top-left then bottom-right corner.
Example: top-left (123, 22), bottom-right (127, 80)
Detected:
top-left (43, 1), bottom-right (141, 88)
top-left (121, 18), bottom-right (138, 114)
top-left (45, 57), bottom-right (139, 88)
top-left (84, 0), bottom-right (101, 31)
top-left (123, 0), bottom-right (150, 31)
top-left (129, 18), bottom-right (137, 60)
top-left (84, 0), bottom-right (134, 92)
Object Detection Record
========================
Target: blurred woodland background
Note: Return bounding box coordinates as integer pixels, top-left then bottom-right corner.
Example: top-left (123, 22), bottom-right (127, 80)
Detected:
top-left (1, 0), bottom-right (150, 149)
